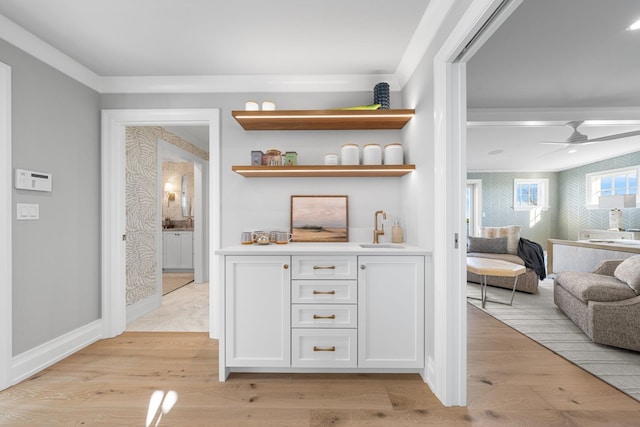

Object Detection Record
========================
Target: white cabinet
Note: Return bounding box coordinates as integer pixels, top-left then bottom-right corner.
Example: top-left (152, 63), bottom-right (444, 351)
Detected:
top-left (224, 256), bottom-right (291, 367)
top-left (163, 231), bottom-right (193, 269)
top-left (219, 250), bottom-right (426, 378)
top-left (358, 256), bottom-right (424, 368)
top-left (579, 229), bottom-right (640, 240)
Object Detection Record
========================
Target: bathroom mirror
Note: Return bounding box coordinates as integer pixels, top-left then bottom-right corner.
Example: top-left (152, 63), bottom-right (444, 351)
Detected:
top-left (181, 175), bottom-right (189, 217)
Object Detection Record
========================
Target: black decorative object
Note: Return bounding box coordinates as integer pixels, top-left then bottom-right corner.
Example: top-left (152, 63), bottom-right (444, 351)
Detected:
top-left (373, 82), bottom-right (390, 109)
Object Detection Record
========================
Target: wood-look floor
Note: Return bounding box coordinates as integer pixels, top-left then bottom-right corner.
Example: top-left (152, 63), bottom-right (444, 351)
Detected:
top-left (1, 305), bottom-right (639, 426)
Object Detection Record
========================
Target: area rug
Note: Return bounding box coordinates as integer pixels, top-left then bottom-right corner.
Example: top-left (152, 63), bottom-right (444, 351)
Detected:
top-left (162, 272), bottom-right (195, 295)
top-left (467, 279), bottom-right (640, 402)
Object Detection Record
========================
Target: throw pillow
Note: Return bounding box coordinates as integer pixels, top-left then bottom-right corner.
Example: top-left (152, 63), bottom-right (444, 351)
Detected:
top-left (468, 237), bottom-right (508, 254)
top-left (480, 225), bottom-right (522, 254)
top-left (614, 255), bottom-right (640, 294)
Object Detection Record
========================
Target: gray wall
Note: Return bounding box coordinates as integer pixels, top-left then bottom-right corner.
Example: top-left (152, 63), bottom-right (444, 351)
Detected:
top-left (467, 171), bottom-right (560, 246)
top-left (558, 151), bottom-right (640, 240)
top-left (1, 39), bottom-right (101, 355)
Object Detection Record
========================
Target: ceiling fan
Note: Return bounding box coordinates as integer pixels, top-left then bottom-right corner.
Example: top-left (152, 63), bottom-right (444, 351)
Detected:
top-left (540, 121), bottom-right (640, 145)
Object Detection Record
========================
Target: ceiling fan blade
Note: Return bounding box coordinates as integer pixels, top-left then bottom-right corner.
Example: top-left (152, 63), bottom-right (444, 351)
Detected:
top-left (539, 141), bottom-right (570, 145)
top-left (587, 130), bottom-right (640, 142)
top-left (537, 145), bottom-right (571, 159)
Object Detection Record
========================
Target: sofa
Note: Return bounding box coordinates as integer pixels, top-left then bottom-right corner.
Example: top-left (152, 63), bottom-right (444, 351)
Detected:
top-left (554, 256), bottom-right (640, 352)
top-left (466, 225), bottom-right (542, 294)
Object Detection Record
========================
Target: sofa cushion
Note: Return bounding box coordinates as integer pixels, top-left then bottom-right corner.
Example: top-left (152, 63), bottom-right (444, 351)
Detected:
top-left (467, 252), bottom-right (525, 266)
top-left (555, 271), bottom-right (637, 303)
top-left (480, 225), bottom-right (521, 254)
top-left (614, 254), bottom-right (640, 295)
top-left (468, 236), bottom-right (508, 254)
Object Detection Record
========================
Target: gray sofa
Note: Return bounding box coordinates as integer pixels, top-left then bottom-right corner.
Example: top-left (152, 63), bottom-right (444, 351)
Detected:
top-left (554, 258), bottom-right (640, 352)
top-left (467, 252), bottom-right (540, 294)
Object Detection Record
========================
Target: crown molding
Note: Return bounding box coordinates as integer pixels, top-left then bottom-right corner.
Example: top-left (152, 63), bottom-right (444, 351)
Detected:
top-left (99, 74), bottom-right (400, 94)
top-left (395, 0), bottom-right (455, 87)
top-left (0, 14), bottom-right (101, 91)
top-left (468, 107), bottom-right (640, 123)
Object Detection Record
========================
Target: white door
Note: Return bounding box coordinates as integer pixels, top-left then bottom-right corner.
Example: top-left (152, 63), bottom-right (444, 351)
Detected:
top-left (358, 255), bottom-right (425, 368)
top-left (225, 255), bottom-right (291, 367)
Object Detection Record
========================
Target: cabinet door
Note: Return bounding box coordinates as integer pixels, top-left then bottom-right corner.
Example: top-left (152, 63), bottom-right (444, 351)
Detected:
top-left (163, 232), bottom-right (181, 269)
top-left (358, 256), bottom-right (424, 368)
top-left (178, 231), bottom-right (193, 268)
top-left (225, 256), bottom-right (291, 367)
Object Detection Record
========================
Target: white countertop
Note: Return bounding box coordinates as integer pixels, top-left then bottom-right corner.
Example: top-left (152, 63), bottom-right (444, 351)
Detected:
top-left (216, 242), bottom-right (431, 256)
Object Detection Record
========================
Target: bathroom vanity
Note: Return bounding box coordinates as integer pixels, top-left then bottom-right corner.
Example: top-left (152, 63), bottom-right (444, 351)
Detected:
top-left (216, 243), bottom-right (431, 381)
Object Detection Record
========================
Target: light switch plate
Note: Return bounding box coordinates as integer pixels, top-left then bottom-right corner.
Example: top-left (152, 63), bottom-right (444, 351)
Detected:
top-left (17, 203), bottom-right (39, 220)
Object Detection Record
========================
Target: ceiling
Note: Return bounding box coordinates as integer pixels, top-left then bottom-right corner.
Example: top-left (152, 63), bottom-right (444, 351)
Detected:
top-left (0, 0), bottom-right (428, 77)
top-left (466, 0), bottom-right (640, 172)
top-left (0, 0), bottom-right (639, 171)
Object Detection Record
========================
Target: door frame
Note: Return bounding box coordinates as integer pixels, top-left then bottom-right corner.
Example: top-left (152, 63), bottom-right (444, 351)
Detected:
top-left (0, 62), bottom-right (11, 391)
top-left (101, 109), bottom-right (221, 339)
top-left (466, 179), bottom-right (483, 236)
top-left (432, 0), bottom-right (518, 406)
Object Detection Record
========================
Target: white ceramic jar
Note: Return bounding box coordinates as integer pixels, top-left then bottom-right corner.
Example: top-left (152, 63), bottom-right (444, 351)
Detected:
top-left (362, 144), bottom-right (382, 165)
top-left (341, 144), bottom-right (359, 165)
top-left (384, 143), bottom-right (403, 165)
top-left (324, 153), bottom-right (338, 165)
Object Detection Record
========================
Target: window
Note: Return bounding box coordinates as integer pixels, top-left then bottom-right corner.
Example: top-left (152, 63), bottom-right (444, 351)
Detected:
top-left (585, 167), bottom-right (638, 208)
top-left (513, 179), bottom-right (549, 211)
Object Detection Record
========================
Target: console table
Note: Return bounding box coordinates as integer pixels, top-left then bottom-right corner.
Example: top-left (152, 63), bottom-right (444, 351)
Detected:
top-left (579, 229), bottom-right (640, 240)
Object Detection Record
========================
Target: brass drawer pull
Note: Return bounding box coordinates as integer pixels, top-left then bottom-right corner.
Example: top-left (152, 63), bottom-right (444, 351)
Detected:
top-left (313, 265), bottom-right (336, 270)
top-left (313, 314), bottom-right (336, 320)
top-left (313, 290), bottom-right (336, 295)
top-left (313, 346), bottom-right (336, 352)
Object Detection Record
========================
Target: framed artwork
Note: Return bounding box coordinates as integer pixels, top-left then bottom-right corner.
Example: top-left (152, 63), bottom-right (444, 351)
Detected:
top-left (290, 195), bottom-right (348, 242)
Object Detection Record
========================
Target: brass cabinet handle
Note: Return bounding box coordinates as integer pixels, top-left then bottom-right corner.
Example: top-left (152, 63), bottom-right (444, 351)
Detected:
top-left (283, 264), bottom-right (289, 269)
top-left (313, 265), bottom-right (336, 270)
top-left (313, 314), bottom-right (336, 320)
top-left (313, 290), bottom-right (336, 295)
top-left (313, 346), bottom-right (336, 352)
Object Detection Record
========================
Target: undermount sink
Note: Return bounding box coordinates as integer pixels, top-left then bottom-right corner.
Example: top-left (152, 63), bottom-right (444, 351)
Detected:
top-left (359, 243), bottom-right (405, 249)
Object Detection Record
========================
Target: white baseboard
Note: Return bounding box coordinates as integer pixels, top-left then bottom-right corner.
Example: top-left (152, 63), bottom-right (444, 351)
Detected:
top-left (11, 320), bottom-right (102, 385)
top-left (126, 294), bottom-right (161, 325)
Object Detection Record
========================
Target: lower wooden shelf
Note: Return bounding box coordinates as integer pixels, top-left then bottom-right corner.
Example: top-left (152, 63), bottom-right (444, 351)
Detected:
top-left (232, 164), bottom-right (415, 177)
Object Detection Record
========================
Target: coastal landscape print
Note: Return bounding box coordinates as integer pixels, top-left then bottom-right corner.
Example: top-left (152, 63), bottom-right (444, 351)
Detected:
top-left (291, 195), bottom-right (348, 242)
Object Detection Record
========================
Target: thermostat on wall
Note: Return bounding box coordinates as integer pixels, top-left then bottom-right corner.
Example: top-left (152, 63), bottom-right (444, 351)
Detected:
top-left (15, 168), bottom-right (52, 192)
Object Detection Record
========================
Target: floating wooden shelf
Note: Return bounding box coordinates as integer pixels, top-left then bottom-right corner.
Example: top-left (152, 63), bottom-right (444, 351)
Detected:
top-left (231, 109), bottom-right (415, 130)
top-left (232, 164), bottom-right (416, 177)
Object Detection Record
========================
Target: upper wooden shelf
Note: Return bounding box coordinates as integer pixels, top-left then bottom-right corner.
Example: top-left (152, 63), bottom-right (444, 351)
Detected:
top-left (232, 164), bottom-right (416, 177)
top-left (231, 109), bottom-right (415, 130)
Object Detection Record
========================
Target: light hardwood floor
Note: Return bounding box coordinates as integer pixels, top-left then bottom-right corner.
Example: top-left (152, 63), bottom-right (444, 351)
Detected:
top-left (1, 305), bottom-right (638, 426)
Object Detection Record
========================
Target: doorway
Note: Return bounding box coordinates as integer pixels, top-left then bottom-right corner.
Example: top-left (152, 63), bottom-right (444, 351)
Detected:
top-left (466, 179), bottom-right (483, 237)
top-left (101, 109), bottom-right (221, 340)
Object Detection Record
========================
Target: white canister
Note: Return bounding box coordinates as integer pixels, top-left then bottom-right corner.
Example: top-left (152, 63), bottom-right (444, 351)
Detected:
top-left (362, 144), bottom-right (382, 165)
top-left (262, 101), bottom-right (276, 110)
top-left (384, 143), bottom-right (404, 165)
top-left (324, 153), bottom-right (338, 165)
top-left (245, 101), bottom-right (259, 111)
top-left (341, 144), bottom-right (359, 165)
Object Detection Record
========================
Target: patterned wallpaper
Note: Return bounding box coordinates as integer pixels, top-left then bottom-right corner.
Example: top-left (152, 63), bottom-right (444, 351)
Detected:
top-left (558, 151), bottom-right (640, 240)
top-left (467, 172), bottom-right (559, 247)
top-left (162, 162), bottom-right (194, 221)
top-left (126, 127), bottom-right (207, 306)
top-left (468, 151), bottom-right (640, 246)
